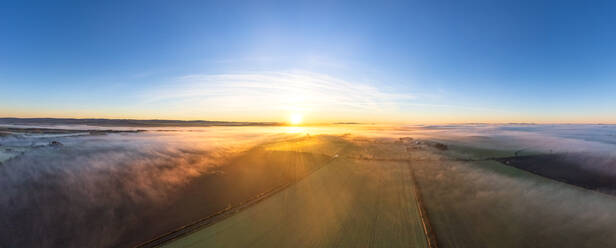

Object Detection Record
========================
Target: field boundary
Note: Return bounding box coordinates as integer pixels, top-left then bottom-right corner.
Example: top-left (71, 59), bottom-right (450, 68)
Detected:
top-left (338, 154), bottom-right (440, 248)
top-left (408, 161), bottom-right (439, 248)
top-left (134, 155), bottom-right (339, 248)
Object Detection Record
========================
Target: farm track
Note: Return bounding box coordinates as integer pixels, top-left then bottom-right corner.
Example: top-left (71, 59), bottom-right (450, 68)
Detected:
top-left (156, 139), bottom-right (616, 248)
top-left (151, 139), bottom-right (465, 248)
top-left (136, 155), bottom-right (339, 248)
top-left (344, 146), bottom-right (440, 248)
top-left (408, 161), bottom-right (439, 248)
top-left (161, 142), bottom-right (431, 247)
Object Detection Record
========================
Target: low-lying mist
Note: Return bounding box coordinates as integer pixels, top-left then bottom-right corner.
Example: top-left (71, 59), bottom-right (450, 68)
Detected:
top-left (419, 124), bottom-right (616, 181)
top-left (0, 128), bottom-right (302, 247)
top-left (421, 124), bottom-right (616, 153)
top-left (414, 157), bottom-right (616, 247)
top-left (1, 123), bottom-right (615, 247)
top-left (406, 124), bottom-right (616, 247)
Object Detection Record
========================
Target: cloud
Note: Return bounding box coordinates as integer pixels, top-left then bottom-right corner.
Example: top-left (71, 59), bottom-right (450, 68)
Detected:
top-left (144, 71), bottom-right (413, 119)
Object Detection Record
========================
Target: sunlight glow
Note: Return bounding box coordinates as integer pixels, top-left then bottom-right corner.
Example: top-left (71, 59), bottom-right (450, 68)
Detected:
top-left (282, 126), bottom-right (307, 134)
top-left (289, 113), bottom-right (303, 125)
top-left (144, 71), bottom-right (411, 123)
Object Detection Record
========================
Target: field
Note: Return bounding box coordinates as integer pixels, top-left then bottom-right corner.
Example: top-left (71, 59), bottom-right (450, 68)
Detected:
top-left (2, 124), bottom-right (616, 247)
top-left (0, 128), bottom-right (342, 247)
top-left (413, 147), bottom-right (616, 247)
top-left (162, 141), bottom-right (430, 248)
top-left (495, 154), bottom-right (616, 195)
top-left (159, 132), bottom-right (616, 248)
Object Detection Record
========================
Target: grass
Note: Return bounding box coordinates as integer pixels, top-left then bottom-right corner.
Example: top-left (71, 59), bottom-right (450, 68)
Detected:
top-left (163, 144), bottom-right (429, 248)
top-left (161, 137), bottom-right (616, 248)
top-left (413, 149), bottom-right (616, 247)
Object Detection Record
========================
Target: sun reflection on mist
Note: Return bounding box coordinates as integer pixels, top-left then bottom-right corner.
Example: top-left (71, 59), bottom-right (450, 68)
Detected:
top-left (284, 126), bottom-right (308, 134)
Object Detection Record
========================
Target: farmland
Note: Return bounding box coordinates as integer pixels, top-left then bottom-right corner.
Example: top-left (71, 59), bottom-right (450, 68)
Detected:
top-left (3, 124), bottom-right (616, 248)
top-left (162, 140), bottom-right (430, 248)
top-left (160, 133), bottom-right (616, 248)
top-left (413, 147), bottom-right (616, 247)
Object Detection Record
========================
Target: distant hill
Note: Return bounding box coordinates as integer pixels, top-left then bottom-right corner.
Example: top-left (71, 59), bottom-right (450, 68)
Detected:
top-left (0, 118), bottom-right (281, 127)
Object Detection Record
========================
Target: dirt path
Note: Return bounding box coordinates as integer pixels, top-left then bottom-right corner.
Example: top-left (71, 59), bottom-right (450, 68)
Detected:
top-left (161, 143), bottom-right (430, 248)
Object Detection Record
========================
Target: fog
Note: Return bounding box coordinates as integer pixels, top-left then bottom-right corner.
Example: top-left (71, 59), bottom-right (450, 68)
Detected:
top-left (0, 127), bottom-right (303, 247)
top-left (414, 156), bottom-right (616, 247)
top-left (418, 124), bottom-right (616, 152)
top-left (1, 124), bottom-right (615, 247)
top-left (401, 124), bottom-right (616, 246)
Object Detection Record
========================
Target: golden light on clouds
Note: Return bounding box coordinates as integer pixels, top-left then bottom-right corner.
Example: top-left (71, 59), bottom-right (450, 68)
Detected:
top-left (144, 71), bottom-right (413, 123)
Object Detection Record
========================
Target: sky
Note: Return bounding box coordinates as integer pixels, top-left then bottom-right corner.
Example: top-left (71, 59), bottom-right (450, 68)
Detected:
top-left (1, 0), bottom-right (615, 124)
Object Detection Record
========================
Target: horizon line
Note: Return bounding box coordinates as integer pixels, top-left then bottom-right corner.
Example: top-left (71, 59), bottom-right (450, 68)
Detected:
top-left (0, 117), bottom-right (615, 126)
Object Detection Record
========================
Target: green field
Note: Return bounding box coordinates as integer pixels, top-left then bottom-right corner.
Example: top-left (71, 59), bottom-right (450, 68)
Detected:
top-left (414, 145), bottom-right (616, 247)
top-left (157, 136), bottom-right (616, 248)
top-left (163, 141), bottom-right (429, 248)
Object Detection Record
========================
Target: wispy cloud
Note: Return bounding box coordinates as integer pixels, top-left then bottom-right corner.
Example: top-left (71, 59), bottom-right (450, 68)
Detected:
top-left (144, 71), bottom-right (413, 120)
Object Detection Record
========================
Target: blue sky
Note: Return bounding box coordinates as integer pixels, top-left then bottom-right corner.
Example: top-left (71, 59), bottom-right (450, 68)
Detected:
top-left (1, 0), bottom-right (615, 123)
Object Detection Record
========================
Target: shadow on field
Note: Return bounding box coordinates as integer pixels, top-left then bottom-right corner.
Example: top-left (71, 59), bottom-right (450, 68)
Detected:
top-left (495, 154), bottom-right (616, 195)
top-left (0, 146), bottom-right (330, 248)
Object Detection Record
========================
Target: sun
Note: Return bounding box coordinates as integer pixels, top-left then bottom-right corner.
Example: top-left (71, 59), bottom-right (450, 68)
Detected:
top-left (289, 113), bottom-right (303, 125)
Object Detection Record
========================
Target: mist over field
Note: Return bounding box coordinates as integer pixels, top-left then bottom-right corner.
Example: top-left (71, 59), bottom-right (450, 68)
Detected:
top-left (1, 124), bottom-right (616, 247)
top-left (422, 124), bottom-right (615, 147)
top-left (424, 124), bottom-right (616, 177)
top-left (398, 124), bottom-right (616, 247)
top-left (414, 157), bottom-right (616, 247)
top-left (5, 1), bottom-right (616, 247)
top-left (0, 128), bottom-right (302, 247)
